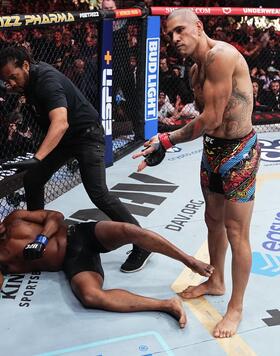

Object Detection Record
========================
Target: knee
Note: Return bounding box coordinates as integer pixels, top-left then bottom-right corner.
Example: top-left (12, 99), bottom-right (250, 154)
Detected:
top-left (79, 288), bottom-right (105, 309)
top-left (225, 219), bottom-right (248, 247)
top-left (120, 223), bottom-right (140, 244)
top-left (88, 189), bottom-right (110, 205)
top-left (205, 211), bottom-right (224, 232)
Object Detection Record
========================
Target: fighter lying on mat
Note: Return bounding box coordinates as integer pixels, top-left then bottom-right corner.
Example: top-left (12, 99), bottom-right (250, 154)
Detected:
top-left (0, 209), bottom-right (214, 327)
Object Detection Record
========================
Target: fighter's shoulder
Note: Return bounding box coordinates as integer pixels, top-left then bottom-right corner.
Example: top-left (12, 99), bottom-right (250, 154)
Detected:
top-left (206, 42), bottom-right (238, 68)
top-left (4, 209), bottom-right (36, 223)
top-left (2, 210), bottom-right (25, 227)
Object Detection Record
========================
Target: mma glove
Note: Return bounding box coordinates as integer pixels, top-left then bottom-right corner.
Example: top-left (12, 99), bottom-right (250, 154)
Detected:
top-left (23, 234), bottom-right (49, 260)
top-left (2, 157), bottom-right (41, 171)
top-left (144, 132), bottom-right (174, 167)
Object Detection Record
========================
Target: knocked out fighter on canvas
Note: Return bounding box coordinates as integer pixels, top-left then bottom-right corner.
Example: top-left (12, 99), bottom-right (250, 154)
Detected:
top-left (0, 209), bottom-right (214, 328)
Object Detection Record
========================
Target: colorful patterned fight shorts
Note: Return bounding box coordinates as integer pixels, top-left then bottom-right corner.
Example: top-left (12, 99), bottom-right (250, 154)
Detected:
top-left (201, 130), bottom-right (261, 202)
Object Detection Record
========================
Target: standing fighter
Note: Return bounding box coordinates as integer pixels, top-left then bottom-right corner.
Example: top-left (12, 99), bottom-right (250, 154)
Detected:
top-left (133, 9), bottom-right (261, 338)
top-left (0, 46), bottom-right (151, 273)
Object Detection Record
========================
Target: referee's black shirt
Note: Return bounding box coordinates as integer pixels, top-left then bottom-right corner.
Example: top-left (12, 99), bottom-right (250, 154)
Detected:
top-left (25, 62), bottom-right (100, 142)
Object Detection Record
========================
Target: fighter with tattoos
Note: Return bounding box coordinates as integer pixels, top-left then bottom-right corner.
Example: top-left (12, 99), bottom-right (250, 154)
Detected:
top-left (133, 9), bottom-right (260, 338)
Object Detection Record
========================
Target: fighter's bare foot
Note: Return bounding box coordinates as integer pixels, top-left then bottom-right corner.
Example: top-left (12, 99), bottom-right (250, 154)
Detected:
top-left (188, 257), bottom-right (215, 277)
top-left (213, 308), bottom-right (242, 338)
top-left (166, 297), bottom-right (187, 328)
top-left (179, 280), bottom-right (225, 299)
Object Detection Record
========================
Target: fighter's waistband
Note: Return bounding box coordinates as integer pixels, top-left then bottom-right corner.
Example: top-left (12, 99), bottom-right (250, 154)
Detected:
top-left (203, 129), bottom-right (256, 146)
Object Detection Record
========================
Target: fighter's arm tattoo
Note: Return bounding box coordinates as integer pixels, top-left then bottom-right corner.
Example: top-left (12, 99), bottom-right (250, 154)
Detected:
top-left (170, 118), bottom-right (206, 143)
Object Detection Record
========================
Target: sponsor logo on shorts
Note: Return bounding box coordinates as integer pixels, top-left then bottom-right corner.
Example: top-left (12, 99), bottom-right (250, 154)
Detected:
top-left (205, 136), bottom-right (214, 144)
top-left (251, 211), bottom-right (280, 277)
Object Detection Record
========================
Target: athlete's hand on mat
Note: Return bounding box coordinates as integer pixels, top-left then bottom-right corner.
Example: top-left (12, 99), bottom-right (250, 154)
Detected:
top-left (1, 157), bottom-right (41, 171)
top-left (23, 234), bottom-right (49, 260)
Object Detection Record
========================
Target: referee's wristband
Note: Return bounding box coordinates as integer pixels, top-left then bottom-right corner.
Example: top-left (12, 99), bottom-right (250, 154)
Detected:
top-left (35, 234), bottom-right (49, 246)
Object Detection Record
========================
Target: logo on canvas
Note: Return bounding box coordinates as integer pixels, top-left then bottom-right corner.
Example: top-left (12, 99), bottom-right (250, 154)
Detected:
top-left (251, 211), bottom-right (280, 277)
top-left (259, 139), bottom-right (280, 162)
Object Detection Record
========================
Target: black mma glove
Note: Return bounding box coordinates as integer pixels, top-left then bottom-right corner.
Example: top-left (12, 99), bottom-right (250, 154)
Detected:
top-left (23, 234), bottom-right (49, 260)
top-left (143, 142), bottom-right (166, 167)
top-left (2, 157), bottom-right (41, 171)
top-left (143, 132), bottom-right (174, 167)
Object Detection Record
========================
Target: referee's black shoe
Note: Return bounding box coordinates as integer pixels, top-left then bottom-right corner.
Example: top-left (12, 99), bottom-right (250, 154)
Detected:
top-left (120, 245), bottom-right (153, 273)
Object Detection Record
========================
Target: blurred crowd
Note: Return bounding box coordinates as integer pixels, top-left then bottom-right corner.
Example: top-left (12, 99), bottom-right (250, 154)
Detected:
top-left (152, 0), bottom-right (280, 131)
top-left (0, 0), bottom-right (143, 161)
top-left (0, 0), bottom-right (280, 154)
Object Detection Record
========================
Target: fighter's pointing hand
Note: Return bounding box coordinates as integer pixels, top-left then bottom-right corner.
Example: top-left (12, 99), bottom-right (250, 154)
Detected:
top-left (132, 133), bottom-right (174, 172)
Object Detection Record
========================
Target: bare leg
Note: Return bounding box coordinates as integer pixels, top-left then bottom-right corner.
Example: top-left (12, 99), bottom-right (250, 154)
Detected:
top-left (213, 200), bottom-right (254, 338)
top-left (95, 221), bottom-right (214, 277)
top-left (180, 190), bottom-right (228, 299)
top-left (71, 271), bottom-right (186, 328)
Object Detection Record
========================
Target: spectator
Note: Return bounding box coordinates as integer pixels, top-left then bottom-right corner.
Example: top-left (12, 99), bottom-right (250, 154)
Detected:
top-left (158, 91), bottom-right (174, 115)
top-left (251, 78), bottom-right (267, 112)
top-left (257, 36), bottom-right (280, 72)
top-left (80, 35), bottom-right (98, 62)
top-left (64, 58), bottom-right (98, 103)
top-left (265, 79), bottom-right (280, 112)
top-left (3, 96), bottom-right (34, 159)
top-left (262, 66), bottom-right (280, 91)
top-left (119, 54), bottom-right (143, 140)
top-left (158, 93), bottom-right (198, 132)
top-left (102, 0), bottom-right (117, 10)
top-left (159, 56), bottom-right (190, 105)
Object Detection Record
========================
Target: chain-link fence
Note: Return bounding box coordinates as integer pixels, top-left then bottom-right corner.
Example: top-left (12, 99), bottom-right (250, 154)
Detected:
top-left (112, 17), bottom-right (146, 158)
top-left (0, 10), bottom-right (147, 219)
top-left (0, 19), bottom-right (101, 217)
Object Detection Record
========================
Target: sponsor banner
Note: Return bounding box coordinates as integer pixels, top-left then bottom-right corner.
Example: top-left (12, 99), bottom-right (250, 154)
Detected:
top-left (150, 6), bottom-right (280, 17)
top-left (144, 16), bottom-right (160, 139)
top-left (99, 19), bottom-right (113, 166)
top-left (114, 8), bottom-right (142, 19)
top-left (79, 11), bottom-right (100, 19)
top-left (0, 11), bottom-right (100, 29)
